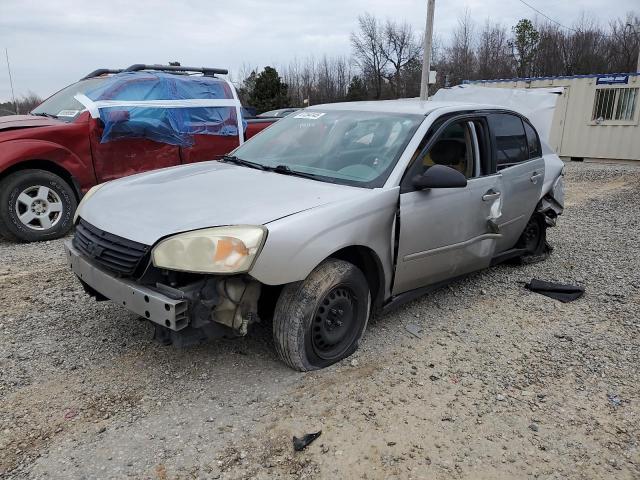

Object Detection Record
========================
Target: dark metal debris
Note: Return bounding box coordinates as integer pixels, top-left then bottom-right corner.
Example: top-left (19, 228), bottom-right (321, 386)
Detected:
top-left (293, 431), bottom-right (322, 451)
top-left (524, 279), bottom-right (585, 303)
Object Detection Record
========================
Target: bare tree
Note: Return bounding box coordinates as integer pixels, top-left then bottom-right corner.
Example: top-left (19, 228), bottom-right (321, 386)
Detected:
top-left (605, 13), bottom-right (640, 72)
top-left (476, 21), bottom-right (513, 79)
top-left (351, 13), bottom-right (389, 99)
top-left (445, 10), bottom-right (477, 85)
top-left (562, 15), bottom-right (608, 75)
top-left (382, 20), bottom-right (422, 96)
top-left (531, 22), bottom-right (566, 76)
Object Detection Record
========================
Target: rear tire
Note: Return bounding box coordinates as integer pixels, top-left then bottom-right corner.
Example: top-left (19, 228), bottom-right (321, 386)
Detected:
top-left (272, 259), bottom-right (371, 371)
top-left (517, 214), bottom-right (550, 264)
top-left (0, 169), bottom-right (77, 242)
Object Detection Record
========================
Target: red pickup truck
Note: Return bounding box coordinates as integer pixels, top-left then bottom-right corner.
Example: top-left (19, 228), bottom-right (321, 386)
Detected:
top-left (0, 64), bottom-right (275, 242)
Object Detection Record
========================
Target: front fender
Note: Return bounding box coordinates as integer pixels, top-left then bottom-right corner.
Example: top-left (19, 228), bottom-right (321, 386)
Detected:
top-left (0, 138), bottom-right (95, 190)
top-left (249, 188), bottom-right (399, 299)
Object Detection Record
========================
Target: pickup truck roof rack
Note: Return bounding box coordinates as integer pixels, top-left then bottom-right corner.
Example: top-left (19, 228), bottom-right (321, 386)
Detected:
top-left (81, 64), bottom-right (229, 80)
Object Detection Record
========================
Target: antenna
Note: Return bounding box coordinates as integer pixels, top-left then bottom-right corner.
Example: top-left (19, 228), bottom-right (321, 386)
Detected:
top-left (5, 48), bottom-right (18, 114)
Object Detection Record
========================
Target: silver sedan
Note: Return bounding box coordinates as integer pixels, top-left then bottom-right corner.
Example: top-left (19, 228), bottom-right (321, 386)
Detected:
top-left (65, 99), bottom-right (564, 371)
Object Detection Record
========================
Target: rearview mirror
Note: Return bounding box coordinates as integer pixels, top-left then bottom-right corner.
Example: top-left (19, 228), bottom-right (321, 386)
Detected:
top-left (412, 164), bottom-right (467, 190)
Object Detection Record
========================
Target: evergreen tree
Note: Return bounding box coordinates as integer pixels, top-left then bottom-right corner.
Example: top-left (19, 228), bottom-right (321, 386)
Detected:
top-left (346, 76), bottom-right (367, 101)
top-left (248, 67), bottom-right (289, 113)
top-left (510, 19), bottom-right (540, 78)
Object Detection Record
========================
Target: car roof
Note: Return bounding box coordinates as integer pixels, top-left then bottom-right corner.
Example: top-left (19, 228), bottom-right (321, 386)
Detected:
top-left (308, 98), bottom-right (501, 116)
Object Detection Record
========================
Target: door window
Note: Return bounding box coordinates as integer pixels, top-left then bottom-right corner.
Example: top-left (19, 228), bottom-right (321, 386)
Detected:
top-left (523, 121), bottom-right (542, 159)
top-left (423, 122), bottom-right (474, 178)
top-left (470, 120), bottom-right (490, 176)
top-left (488, 114), bottom-right (528, 169)
top-left (402, 119), bottom-right (479, 192)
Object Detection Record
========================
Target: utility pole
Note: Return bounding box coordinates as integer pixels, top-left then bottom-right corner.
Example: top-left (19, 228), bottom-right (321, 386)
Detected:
top-left (628, 23), bottom-right (640, 73)
top-left (420, 0), bottom-right (436, 100)
top-left (5, 48), bottom-right (18, 114)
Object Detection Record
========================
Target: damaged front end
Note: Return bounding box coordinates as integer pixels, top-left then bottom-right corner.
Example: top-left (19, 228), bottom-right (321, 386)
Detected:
top-left (65, 235), bottom-right (264, 347)
top-left (150, 274), bottom-right (262, 347)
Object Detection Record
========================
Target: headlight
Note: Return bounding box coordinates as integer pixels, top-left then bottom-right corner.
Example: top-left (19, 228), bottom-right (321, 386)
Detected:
top-left (74, 183), bottom-right (105, 222)
top-left (151, 225), bottom-right (267, 274)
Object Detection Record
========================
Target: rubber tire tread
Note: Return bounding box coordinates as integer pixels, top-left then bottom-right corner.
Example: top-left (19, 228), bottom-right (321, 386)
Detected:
top-left (0, 169), bottom-right (76, 242)
top-left (272, 259), bottom-right (370, 371)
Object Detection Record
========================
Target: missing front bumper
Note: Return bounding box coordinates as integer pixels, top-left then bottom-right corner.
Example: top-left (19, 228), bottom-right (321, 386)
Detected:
top-left (64, 240), bottom-right (188, 331)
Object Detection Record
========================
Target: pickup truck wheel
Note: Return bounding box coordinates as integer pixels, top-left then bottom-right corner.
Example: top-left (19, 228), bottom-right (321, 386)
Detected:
top-left (0, 169), bottom-right (77, 242)
top-left (273, 259), bottom-right (371, 371)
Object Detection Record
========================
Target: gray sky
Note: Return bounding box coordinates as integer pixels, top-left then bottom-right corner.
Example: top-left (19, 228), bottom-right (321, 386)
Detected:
top-left (0, 0), bottom-right (637, 102)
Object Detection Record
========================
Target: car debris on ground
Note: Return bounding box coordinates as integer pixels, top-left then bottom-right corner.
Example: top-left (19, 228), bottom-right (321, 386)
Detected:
top-left (525, 278), bottom-right (585, 302)
top-left (293, 431), bottom-right (322, 452)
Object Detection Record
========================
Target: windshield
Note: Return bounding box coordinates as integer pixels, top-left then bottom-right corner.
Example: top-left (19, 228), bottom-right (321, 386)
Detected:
top-left (31, 77), bottom-right (107, 122)
top-left (232, 110), bottom-right (423, 187)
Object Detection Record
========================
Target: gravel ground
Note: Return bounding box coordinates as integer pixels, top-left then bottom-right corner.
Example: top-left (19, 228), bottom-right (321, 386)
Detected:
top-left (0, 161), bottom-right (638, 479)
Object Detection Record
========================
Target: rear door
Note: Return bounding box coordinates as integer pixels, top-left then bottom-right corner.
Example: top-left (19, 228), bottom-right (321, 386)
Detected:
top-left (487, 113), bottom-right (545, 252)
top-left (393, 116), bottom-right (503, 295)
top-left (89, 118), bottom-right (180, 182)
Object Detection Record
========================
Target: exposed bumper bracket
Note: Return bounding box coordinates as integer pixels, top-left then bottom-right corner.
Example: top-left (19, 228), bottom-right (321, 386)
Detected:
top-left (64, 240), bottom-right (188, 331)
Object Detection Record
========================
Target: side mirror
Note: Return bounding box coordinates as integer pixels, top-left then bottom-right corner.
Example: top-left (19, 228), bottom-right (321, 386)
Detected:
top-left (412, 164), bottom-right (467, 190)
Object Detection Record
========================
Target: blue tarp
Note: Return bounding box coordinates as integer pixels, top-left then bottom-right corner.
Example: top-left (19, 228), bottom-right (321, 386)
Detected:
top-left (84, 72), bottom-right (242, 146)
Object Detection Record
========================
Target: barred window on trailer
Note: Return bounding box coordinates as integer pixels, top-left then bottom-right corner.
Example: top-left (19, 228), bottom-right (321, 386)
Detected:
top-left (592, 88), bottom-right (638, 122)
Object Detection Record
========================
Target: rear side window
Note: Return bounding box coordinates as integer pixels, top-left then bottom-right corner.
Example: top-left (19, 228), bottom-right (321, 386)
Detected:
top-left (523, 121), bottom-right (542, 158)
top-left (488, 114), bottom-right (528, 168)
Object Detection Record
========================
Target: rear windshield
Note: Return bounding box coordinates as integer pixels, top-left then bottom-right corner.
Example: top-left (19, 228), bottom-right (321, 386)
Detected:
top-left (31, 77), bottom-right (107, 122)
top-left (232, 110), bottom-right (423, 188)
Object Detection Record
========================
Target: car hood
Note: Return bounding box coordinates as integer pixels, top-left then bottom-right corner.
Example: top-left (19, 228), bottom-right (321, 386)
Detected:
top-left (78, 161), bottom-right (365, 245)
top-left (0, 114), bottom-right (63, 131)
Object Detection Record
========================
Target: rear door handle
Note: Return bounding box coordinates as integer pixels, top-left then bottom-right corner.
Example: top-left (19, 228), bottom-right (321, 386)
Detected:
top-left (530, 172), bottom-right (543, 183)
top-left (482, 191), bottom-right (501, 201)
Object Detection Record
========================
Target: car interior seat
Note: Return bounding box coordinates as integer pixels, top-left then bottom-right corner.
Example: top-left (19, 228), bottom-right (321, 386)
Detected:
top-left (429, 139), bottom-right (465, 168)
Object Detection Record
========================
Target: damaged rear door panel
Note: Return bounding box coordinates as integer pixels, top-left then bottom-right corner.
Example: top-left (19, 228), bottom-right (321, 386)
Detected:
top-left (487, 113), bottom-right (546, 251)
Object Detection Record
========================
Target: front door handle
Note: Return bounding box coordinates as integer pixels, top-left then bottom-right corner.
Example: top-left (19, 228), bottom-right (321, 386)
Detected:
top-left (482, 191), bottom-right (501, 201)
top-left (530, 172), bottom-right (544, 183)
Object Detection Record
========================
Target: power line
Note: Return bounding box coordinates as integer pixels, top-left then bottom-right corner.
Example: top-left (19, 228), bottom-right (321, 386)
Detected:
top-left (515, 0), bottom-right (579, 33)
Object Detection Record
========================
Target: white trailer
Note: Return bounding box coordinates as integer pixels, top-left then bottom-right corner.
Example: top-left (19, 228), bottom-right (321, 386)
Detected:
top-left (438, 73), bottom-right (640, 162)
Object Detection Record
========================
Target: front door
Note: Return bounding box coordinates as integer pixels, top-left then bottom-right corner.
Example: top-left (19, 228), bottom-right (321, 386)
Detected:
top-left (89, 118), bottom-right (181, 183)
top-left (393, 118), bottom-right (503, 295)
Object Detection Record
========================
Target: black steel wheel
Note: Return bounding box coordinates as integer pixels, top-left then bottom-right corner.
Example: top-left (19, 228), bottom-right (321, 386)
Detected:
top-left (521, 217), bottom-right (543, 252)
top-left (311, 285), bottom-right (361, 361)
top-left (516, 214), bottom-right (549, 264)
top-left (273, 259), bottom-right (371, 371)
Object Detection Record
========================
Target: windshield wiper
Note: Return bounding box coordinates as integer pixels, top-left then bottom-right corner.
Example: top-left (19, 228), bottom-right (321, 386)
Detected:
top-left (221, 155), bottom-right (268, 171)
top-left (31, 112), bottom-right (57, 119)
top-left (269, 165), bottom-right (323, 181)
top-left (223, 156), bottom-right (323, 181)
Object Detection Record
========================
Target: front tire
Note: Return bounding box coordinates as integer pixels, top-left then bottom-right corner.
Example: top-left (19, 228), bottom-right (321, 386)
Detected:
top-left (0, 169), bottom-right (77, 242)
top-left (273, 259), bottom-right (371, 371)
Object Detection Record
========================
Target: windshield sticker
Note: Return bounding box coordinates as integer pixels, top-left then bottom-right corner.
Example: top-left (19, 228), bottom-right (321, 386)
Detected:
top-left (293, 111), bottom-right (326, 120)
top-left (57, 109), bottom-right (80, 117)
